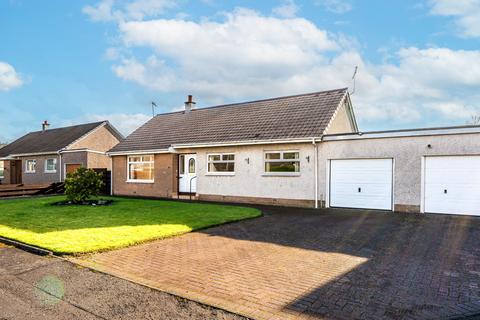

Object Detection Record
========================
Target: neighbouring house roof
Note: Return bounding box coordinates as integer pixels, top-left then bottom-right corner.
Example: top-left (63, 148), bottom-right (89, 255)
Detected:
top-left (110, 88), bottom-right (351, 153)
top-left (0, 121), bottom-right (123, 158)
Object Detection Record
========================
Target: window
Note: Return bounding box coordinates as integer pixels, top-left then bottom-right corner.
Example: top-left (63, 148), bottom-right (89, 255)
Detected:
top-left (264, 151), bottom-right (300, 173)
top-left (207, 154), bottom-right (235, 173)
top-left (189, 158), bottom-right (196, 174)
top-left (25, 159), bottom-right (36, 173)
top-left (179, 155), bottom-right (185, 175)
top-left (45, 158), bottom-right (57, 173)
top-left (0, 161), bottom-right (4, 178)
top-left (128, 155), bottom-right (154, 182)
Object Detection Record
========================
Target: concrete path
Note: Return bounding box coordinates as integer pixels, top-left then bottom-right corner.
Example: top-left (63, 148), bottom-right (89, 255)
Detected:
top-left (73, 207), bottom-right (480, 320)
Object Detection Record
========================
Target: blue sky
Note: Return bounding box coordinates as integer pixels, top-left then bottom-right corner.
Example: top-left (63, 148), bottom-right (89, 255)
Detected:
top-left (1, 0), bottom-right (480, 142)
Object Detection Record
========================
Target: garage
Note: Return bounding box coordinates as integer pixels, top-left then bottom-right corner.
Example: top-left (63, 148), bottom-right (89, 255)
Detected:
top-left (424, 156), bottom-right (480, 215)
top-left (329, 159), bottom-right (393, 210)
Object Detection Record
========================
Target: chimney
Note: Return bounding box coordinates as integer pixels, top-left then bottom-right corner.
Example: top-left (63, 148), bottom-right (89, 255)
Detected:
top-left (184, 95), bottom-right (196, 113)
top-left (42, 120), bottom-right (50, 132)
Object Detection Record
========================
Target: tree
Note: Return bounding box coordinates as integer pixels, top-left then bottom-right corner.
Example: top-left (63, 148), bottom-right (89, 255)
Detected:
top-left (65, 168), bottom-right (104, 203)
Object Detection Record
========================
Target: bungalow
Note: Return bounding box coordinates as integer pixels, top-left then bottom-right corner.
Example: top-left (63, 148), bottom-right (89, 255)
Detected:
top-left (0, 121), bottom-right (123, 185)
top-left (108, 88), bottom-right (480, 216)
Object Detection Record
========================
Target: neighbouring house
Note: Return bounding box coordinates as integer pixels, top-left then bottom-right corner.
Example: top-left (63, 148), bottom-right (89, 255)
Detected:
top-left (0, 121), bottom-right (123, 185)
top-left (108, 88), bottom-right (480, 216)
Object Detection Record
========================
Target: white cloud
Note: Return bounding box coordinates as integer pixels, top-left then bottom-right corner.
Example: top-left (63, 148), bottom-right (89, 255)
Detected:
top-left (115, 8), bottom-right (338, 100)
top-left (0, 61), bottom-right (24, 91)
top-left (83, 0), bottom-right (176, 22)
top-left (89, 5), bottom-right (480, 128)
top-left (83, 0), bottom-right (116, 21)
top-left (429, 0), bottom-right (480, 38)
top-left (272, 0), bottom-right (299, 18)
top-left (315, 0), bottom-right (352, 14)
top-left (68, 113), bottom-right (151, 136)
top-left (103, 47), bottom-right (121, 60)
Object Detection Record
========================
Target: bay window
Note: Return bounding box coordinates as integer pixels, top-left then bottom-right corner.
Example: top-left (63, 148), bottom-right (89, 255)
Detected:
top-left (128, 155), bottom-right (154, 182)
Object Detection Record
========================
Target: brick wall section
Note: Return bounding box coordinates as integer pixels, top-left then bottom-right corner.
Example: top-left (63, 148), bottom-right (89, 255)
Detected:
top-left (394, 204), bottom-right (421, 213)
top-left (1, 160), bottom-right (11, 184)
top-left (87, 152), bottom-right (111, 170)
top-left (67, 125), bottom-right (120, 152)
top-left (61, 151), bottom-right (88, 180)
top-left (198, 194), bottom-right (315, 208)
top-left (20, 155), bottom-right (60, 184)
top-left (112, 154), bottom-right (177, 198)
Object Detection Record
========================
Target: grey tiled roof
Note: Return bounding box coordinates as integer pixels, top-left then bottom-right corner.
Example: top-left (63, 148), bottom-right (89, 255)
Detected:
top-left (110, 88), bottom-right (348, 153)
top-left (0, 121), bottom-right (118, 157)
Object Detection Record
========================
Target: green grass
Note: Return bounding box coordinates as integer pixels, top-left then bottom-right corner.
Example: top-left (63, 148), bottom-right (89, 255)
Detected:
top-left (0, 196), bottom-right (261, 254)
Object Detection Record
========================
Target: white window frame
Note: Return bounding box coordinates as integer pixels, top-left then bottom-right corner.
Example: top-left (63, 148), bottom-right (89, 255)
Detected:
top-left (44, 158), bottom-right (57, 173)
top-left (25, 159), bottom-right (37, 173)
top-left (263, 151), bottom-right (300, 176)
top-left (127, 155), bottom-right (154, 183)
top-left (0, 160), bottom-right (4, 178)
top-left (206, 153), bottom-right (235, 175)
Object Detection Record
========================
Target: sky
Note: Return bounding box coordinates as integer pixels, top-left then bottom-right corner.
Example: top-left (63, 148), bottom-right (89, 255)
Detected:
top-left (1, 0), bottom-right (480, 142)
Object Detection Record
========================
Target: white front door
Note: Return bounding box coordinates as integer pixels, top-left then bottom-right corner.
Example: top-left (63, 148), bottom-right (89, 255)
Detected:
top-left (424, 156), bottom-right (480, 215)
top-left (179, 154), bottom-right (197, 193)
top-left (329, 159), bottom-right (393, 210)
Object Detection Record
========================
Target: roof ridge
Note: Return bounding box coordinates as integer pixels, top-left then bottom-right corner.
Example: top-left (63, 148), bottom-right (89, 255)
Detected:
top-left (28, 120), bottom-right (106, 134)
top-left (154, 88), bottom-right (348, 117)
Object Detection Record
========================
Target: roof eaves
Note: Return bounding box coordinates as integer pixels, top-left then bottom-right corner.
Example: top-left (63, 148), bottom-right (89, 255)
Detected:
top-left (172, 137), bottom-right (323, 149)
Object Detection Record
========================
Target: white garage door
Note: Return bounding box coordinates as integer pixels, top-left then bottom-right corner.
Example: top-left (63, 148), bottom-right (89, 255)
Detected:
top-left (330, 159), bottom-right (393, 210)
top-left (424, 156), bottom-right (480, 215)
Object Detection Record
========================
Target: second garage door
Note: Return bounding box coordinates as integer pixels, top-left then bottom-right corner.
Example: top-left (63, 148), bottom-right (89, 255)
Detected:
top-left (330, 159), bottom-right (393, 210)
top-left (424, 156), bottom-right (480, 215)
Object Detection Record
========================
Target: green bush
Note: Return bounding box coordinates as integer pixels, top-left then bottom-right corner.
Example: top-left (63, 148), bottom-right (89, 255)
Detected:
top-left (65, 168), bottom-right (104, 203)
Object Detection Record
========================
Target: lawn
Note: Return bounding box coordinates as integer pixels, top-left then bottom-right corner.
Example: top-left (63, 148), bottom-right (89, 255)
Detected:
top-left (0, 196), bottom-right (261, 254)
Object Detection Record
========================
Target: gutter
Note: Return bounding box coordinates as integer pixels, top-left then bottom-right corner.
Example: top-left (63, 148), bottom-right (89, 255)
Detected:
top-left (312, 138), bottom-right (319, 209)
top-left (107, 137), bottom-right (323, 156)
top-left (173, 137), bottom-right (320, 149)
top-left (107, 149), bottom-right (171, 157)
top-left (58, 150), bottom-right (62, 182)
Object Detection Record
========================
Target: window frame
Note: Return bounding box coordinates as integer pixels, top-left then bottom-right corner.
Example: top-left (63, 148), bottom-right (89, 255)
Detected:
top-left (206, 153), bottom-right (236, 175)
top-left (263, 151), bottom-right (300, 176)
top-left (126, 155), bottom-right (155, 183)
top-left (44, 158), bottom-right (57, 173)
top-left (0, 160), bottom-right (4, 178)
top-left (25, 159), bottom-right (37, 173)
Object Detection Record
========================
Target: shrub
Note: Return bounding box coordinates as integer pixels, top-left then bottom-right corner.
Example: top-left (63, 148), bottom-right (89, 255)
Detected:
top-left (65, 168), bottom-right (104, 203)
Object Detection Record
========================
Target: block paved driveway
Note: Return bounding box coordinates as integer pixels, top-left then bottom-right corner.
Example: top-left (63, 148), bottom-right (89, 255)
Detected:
top-left (73, 207), bottom-right (480, 320)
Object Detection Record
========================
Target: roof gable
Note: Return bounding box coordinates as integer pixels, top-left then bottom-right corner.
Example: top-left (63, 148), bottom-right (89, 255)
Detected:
top-left (0, 121), bottom-right (113, 157)
top-left (110, 88), bottom-right (351, 153)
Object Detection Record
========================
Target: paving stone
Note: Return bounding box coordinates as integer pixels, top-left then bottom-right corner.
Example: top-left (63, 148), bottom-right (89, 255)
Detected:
top-left (72, 206), bottom-right (480, 320)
